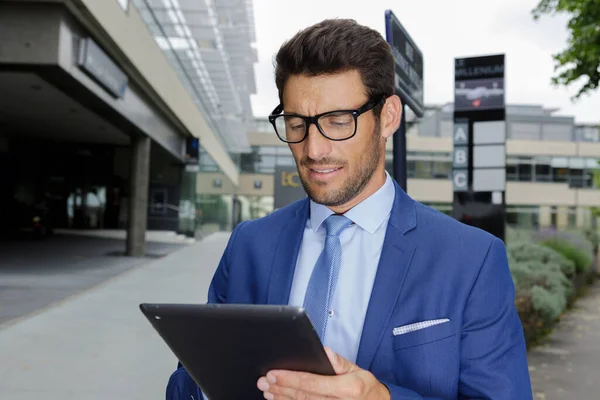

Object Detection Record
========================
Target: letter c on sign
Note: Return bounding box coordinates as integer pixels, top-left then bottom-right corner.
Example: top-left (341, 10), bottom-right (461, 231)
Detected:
top-left (282, 171), bottom-right (300, 187)
top-left (454, 172), bottom-right (467, 188)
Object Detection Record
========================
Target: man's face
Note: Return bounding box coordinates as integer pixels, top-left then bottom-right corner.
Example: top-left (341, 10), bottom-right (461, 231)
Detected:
top-left (282, 70), bottom-right (385, 208)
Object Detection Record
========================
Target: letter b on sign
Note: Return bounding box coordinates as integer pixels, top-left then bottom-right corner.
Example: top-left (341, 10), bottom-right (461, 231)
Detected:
top-left (453, 147), bottom-right (468, 168)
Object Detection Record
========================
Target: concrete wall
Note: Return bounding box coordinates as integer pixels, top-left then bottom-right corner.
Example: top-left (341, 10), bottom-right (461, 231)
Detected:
top-left (0, 3), bottom-right (61, 65)
top-left (506, 140), bottom-right (578, 156)
top-left (70, 0), bottom-right (239, 184)
top-left (506, 182), bottom-right (576, 206)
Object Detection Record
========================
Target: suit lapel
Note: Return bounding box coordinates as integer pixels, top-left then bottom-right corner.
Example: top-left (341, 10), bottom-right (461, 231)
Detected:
top-left (265, 199), bottom-right (310, 305)
top-left (355, 182), bottom-right (418, 370)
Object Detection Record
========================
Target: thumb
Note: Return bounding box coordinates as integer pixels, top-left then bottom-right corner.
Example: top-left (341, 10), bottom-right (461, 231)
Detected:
top-left (324, 346), bottom-right (355, 375)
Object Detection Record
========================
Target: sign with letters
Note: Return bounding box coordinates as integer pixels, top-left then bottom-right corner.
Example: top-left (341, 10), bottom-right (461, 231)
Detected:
top-left (453, 147), bottom-right (469, 169)
top-left (385, 10), bottom-right (424, 117)
top-left (452, 54), bottom-right (506, 241)
top-left (274, 166), bottom-right (306, 209)
top-left (453, 171), bottom-right (468, 192)
top-left (454, 55), bottom-right (505, 112)
top-left (78, 38), bottom-right (128, 98)
top-left (453, 121), bottom-right (469, 146)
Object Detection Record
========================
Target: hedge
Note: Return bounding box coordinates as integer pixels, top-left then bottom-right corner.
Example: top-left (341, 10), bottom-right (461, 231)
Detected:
top-left (508, 241), bottom-right (576, 278)
top-left (534, 229), bottom-right (594, 274)
top-left (507, 226), bottom-right (598, 346)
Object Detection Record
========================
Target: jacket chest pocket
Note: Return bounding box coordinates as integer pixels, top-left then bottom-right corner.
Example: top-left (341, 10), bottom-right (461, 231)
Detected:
top-left (393, 319), bottom-right (456, 350)
top-left (390, 320), bottom-right (459, 397)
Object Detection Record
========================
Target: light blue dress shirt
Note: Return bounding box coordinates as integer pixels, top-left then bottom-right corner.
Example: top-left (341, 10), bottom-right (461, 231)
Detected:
top-left (288, 171), bottom-right (396, 363)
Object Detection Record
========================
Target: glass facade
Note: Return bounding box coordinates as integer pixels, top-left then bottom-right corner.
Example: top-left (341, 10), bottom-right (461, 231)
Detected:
top-left (240, 145), bottom-right (454, 180)
top-left (194, 107), bottom-right (599, 233)
top-left (506, 156), bottom-right (599, 187)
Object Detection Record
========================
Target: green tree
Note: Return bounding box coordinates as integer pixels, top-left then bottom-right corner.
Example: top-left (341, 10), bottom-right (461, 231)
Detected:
top-left (532, 0), bottom-right (600, 99)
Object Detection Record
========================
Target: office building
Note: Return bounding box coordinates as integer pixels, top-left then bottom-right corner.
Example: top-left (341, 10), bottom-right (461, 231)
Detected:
top-left (196, 103), bottom-right (600, 233)
top-left (0, 0), bottom-right (257, 254)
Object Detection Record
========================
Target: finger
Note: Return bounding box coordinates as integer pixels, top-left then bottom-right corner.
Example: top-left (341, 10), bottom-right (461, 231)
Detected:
top-left (258, 376), bottom-right (318, 400)
top-left (323, 346), bottom-right (357, 375)
top-left (267, 369), bottom-right (349, 398)
top-left (265, 383), bottom-right (323, 400)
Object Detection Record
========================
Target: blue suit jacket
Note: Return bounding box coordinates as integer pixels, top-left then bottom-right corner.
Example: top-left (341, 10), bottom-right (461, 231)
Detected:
top-left (167, 182), bottom-right (532, 399)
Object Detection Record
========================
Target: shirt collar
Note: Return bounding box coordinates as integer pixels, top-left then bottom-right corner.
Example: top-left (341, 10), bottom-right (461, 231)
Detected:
top-left (309, 171), bottom-right (396, 235)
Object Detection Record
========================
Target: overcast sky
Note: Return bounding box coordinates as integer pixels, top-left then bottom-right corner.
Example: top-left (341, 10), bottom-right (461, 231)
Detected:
top-left (248, 0), bottom-right (600, 124)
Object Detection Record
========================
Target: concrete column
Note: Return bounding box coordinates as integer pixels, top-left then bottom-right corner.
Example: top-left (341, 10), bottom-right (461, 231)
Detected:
top-left (576, 207), bottom-right (589, 229)
top-left (126, 135), bottom-right (151, 257)
top-left (539, 206), bottom-right (552, 228)
top-left (556, 206), bottom-right (569, 230)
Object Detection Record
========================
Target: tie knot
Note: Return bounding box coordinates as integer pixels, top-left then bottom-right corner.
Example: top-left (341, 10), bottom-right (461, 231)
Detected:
top-left (324, 214), bottom-right (352, 237)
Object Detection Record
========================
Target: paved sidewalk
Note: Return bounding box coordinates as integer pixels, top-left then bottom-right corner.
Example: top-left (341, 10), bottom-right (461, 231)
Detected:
top-left (528, 281), bottom-right (600, 399)
top-left (0, 235), bottom-right (184, 325)
top-left (0, 232), bottom-right (230, 400)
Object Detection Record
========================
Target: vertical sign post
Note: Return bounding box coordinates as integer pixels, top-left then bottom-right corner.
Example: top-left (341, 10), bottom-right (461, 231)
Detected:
top-left (452, 54), bottom-right (507, 241)
top-left (385, 10), bottom-right (424, 192)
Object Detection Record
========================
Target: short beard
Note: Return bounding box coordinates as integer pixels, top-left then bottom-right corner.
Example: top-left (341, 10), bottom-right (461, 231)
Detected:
top-left (299, 121), bottom-right (382, 207)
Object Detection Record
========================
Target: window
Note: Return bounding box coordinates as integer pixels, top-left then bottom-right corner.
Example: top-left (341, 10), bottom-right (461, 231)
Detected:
top-left (432, 160), bottom-right (452, 179)
top-left (414, 160), bottom-right (432, 179)
top-left (551, 206), bottom-right (558, 227)
top-left (440, 121), bottom-right (453, 138)
top-left (407, 160), bottom-right (416, 178)
top-left (117, 0), bottom-right (129, 11)
top-left (568, 206), bottom-right (577, 228)
top-left (517, 157), bottom-right (533, 182)
top-left (542, 123), bottom-right (573, 141)
top-left (569, 169), bottom-right (585, 187)
top-left (199, 147), bottom-right (219, 172)
top-left (534, 156), bottom-right (552, 182)
top-left (510, 123), bottom-right (541, 140)
top-left (576, 126), bottom-right (600, 142)
top-left (506, 206), bottom-right (539, 229)
top-left (551, 157), bottom-right (569, 183)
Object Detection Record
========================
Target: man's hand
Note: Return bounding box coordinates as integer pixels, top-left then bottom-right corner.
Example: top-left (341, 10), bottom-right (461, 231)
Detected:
top-left (257, 346), bottom-right (391, 400)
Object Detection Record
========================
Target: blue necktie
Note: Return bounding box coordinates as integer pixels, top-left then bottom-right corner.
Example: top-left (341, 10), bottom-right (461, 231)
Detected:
top-left (303, 214), bottom-right (353, 341)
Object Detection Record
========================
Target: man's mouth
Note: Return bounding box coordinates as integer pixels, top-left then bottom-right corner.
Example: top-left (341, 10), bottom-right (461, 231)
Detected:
top-left (309, 167), bottom-right (342, 173)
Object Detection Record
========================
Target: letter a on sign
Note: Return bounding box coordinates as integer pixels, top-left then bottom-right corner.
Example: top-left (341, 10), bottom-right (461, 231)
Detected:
top-left (453, 121), bottom-right (469, 146)
top-left (455, 127), bottom-right (467, 143)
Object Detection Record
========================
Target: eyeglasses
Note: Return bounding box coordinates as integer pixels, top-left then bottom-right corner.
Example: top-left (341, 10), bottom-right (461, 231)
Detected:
top-left (268, 96), bottom-right (385, 144)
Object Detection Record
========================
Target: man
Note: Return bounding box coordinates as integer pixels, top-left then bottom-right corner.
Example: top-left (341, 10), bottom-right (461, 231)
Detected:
top-left (167, 18), bottom-right (532, 399)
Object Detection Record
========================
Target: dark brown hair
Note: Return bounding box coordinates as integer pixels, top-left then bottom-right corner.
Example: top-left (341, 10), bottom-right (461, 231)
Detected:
top-left (274, 18), bottom-right (395, 116)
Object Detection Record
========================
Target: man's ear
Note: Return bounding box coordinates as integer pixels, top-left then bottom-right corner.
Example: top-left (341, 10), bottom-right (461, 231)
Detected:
top-left (380, 95), bottom-right (402, 140)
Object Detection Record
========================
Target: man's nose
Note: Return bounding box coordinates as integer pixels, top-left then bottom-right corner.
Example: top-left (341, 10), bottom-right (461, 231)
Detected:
top-left (305, 123), bottom-right (332, 161)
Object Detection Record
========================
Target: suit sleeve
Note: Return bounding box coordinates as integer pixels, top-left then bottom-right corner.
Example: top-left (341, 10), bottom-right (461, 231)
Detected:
top-left (458, 237), bottom-right (532, 399)
top-left (380, 238), bottom-right (532, 400)
top-left (165, 222), bottom-right (247, 400)
top-left (207, 220), bottom-right (247, 304)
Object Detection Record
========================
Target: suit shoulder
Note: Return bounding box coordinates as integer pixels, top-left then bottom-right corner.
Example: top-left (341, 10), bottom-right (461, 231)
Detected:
top-left (236, 198), bottom-right (307, 234)
top-left (413, 201), bottom-right (499, 249)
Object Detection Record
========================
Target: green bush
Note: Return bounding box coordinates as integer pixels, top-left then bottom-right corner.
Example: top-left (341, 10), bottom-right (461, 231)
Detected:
top-left (531, 285), bottom-right (565, 323)
top-left (509, 260), bottom-right (571, 325)
top-left (505, 226), bottom-right (534, 244)
top-left (507, 242), bottom-right (576, 278)
top-left (535, 229), bottom-right (594, 274)
top-left (540, 239), bottom-right (593, 274)
top-left (579, 227), bottom-right (599, 251)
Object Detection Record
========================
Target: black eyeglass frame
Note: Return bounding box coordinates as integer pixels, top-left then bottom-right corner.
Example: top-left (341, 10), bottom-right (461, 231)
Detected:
top-left (267, 95), bottom-right (386, 144)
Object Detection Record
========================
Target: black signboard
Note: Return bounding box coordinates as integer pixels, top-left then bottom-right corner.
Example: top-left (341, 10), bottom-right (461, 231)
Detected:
top-left (454, 55), bottom-right (505, 112)
top-left (385, 10), bottom-right (424, 117)
top-left (185, 137), bottom-right (199, 163)
top-left (452, 54), bottom-right (506, 241)
top-left (78, 38), bottom-right (128, 99)
top-left (274, 166), bottom-right (306, 209)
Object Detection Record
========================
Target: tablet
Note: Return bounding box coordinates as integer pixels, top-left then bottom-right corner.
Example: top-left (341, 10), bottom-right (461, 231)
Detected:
top-left (140, 303), bottom-right (335, 399)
